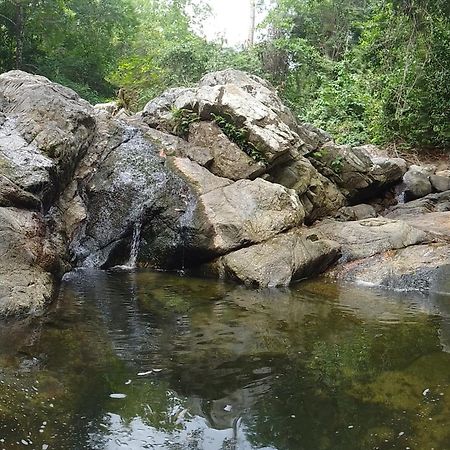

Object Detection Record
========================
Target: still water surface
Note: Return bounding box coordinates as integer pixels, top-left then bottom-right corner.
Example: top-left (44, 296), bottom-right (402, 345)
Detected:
top-left (0, 270), bottom-right (450, 450)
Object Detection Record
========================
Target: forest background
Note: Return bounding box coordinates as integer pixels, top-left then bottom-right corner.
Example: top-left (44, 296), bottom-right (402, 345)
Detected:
top-left (1, 0), bottom-right (449, 150)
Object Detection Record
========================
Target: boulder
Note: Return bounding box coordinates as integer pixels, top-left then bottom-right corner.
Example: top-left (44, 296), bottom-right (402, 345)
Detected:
top-left (0, 208), bottom-right (62, 315)
top-left (67, 117), bottom-right (193, 270)
top-left (0, 70), bottom-right (97, 315)
top-left (143, 69), bottom-right (327, 166)
top-left (430, 172), bottom-right (450, 192)
top-left (308, 143), bottom-right (406, 201)
top-left (314, 217), bottom-right (428, 262)
top-left (326, 243), bottom-right (450, 292)
top-left (269, 156), bottom-right (346, 222)
top-left (336, 204), bottom-right (377, 221)
top-left (0, 70), bottom-right (96, 208)
top-left (170, 157), bottom-right (305, 258)
top-left (188, 121), bottom-right (265, 180)
top-left (201, 228), bottom-right (341, 287)
top-left (403, 165), bottom-right (433, 201)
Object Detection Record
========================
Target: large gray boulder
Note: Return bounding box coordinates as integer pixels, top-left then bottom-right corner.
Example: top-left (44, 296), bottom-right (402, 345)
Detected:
top-left (0, 71), bottom-right (96, 315)
top-left (169, 157), bottom-right (305, 257)
top-left (0, 70), bottom-right (96, 208)
top-left (314, 217), bottom-right (428, 262)
top-left (64, 116), bottom-right (194, 270)
top-left (308, 143), bottom-right (407, 201)
top-left (142, 69), bottom-right (327, 166)
top-left (201, 228), bottom-right (341, 287)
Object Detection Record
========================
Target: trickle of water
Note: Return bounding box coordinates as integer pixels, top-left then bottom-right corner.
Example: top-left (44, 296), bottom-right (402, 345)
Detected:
top-left (127, 213), bottom-right (143, 269)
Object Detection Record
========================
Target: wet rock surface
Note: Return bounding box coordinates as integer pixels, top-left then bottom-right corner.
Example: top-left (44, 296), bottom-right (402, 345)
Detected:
top-left (327, 243), bottom-right (450, 292)
top-left (0, 207), bottom-right (61, 315)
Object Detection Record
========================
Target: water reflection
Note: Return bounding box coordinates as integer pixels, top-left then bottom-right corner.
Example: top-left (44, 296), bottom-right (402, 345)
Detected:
top-left (0, 270), bottom-right (449, 449)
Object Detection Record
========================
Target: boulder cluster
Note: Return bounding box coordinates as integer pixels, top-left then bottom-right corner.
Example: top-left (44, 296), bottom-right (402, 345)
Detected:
top-left (1, 69), bottom-right (449, 316)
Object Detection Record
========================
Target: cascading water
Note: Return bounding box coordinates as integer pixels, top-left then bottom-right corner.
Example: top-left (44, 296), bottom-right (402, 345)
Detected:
top-left (127, 216), bottom-right (143, 269)
top-left (114, 206), bottom-right (145, 271)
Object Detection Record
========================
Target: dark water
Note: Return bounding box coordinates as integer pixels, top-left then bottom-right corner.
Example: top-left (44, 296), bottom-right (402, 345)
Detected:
top-left (1, 270), bottom-right (450, 450)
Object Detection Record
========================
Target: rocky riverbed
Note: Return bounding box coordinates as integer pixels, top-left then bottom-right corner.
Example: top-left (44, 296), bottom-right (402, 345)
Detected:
top-left (0, 69), bottom-right (449, 316)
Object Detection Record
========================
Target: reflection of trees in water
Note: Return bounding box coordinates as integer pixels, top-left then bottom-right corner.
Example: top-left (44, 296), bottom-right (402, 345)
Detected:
top-left (244, 315), bottom-right (444, 450)
top-left (2, 270), bottom-right (449, 449)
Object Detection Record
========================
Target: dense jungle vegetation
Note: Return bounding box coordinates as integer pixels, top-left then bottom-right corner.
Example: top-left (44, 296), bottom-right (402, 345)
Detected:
top-left (0, 0), bottom-right (449, 150)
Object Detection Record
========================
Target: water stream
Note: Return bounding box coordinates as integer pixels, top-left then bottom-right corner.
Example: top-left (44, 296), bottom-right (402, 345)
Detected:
top-left (128, 217), bottom-right (143, 269)
top-left (0, 270), bottom-right (449, 449)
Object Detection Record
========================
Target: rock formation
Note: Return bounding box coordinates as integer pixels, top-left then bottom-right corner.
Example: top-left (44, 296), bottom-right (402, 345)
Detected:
top-left (0, 68), bottom-right (449, 316)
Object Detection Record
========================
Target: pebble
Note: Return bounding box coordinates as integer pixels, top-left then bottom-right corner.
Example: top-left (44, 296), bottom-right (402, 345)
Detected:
top-left (110, 394), bottom-right (127, 399)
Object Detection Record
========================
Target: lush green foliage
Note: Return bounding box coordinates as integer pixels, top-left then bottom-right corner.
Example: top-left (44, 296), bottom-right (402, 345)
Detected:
top-left (262, 0), bottom-right (450, 149)
top-left (1, 0), bottom-right (448, 149)
top-left (0, 0), bottom-right (136, 103)
top-left (171, 107), bottom-right (200, 137)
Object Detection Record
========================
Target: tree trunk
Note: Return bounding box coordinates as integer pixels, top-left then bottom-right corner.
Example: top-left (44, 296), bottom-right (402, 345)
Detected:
top-left (247, 0), bottom-right (256, 48)
top-left (14, 0), bottom-right (24, 69)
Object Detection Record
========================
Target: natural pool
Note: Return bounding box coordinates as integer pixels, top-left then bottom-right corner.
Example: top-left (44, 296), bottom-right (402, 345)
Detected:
top-left (0, 269), bottom-right (450, 450)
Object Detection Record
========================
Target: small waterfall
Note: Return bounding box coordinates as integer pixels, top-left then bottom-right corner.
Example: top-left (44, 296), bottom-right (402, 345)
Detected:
top-left (113, 207), bottom-right (144, 271)
top-left (127, 217), bottom-right (143, 269)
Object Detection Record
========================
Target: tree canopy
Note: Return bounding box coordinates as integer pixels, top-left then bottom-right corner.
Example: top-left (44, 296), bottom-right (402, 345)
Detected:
top-left (0, 0), bottom-right (449, 149)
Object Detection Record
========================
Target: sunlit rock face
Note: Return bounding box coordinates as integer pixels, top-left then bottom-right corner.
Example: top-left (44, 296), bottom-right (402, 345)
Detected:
top-left (0, 70), bottom-right (96, 208)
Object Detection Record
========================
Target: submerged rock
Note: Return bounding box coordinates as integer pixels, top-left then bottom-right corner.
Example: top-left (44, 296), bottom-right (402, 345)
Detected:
top-left (327, 243), bottom-right (450, 292)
